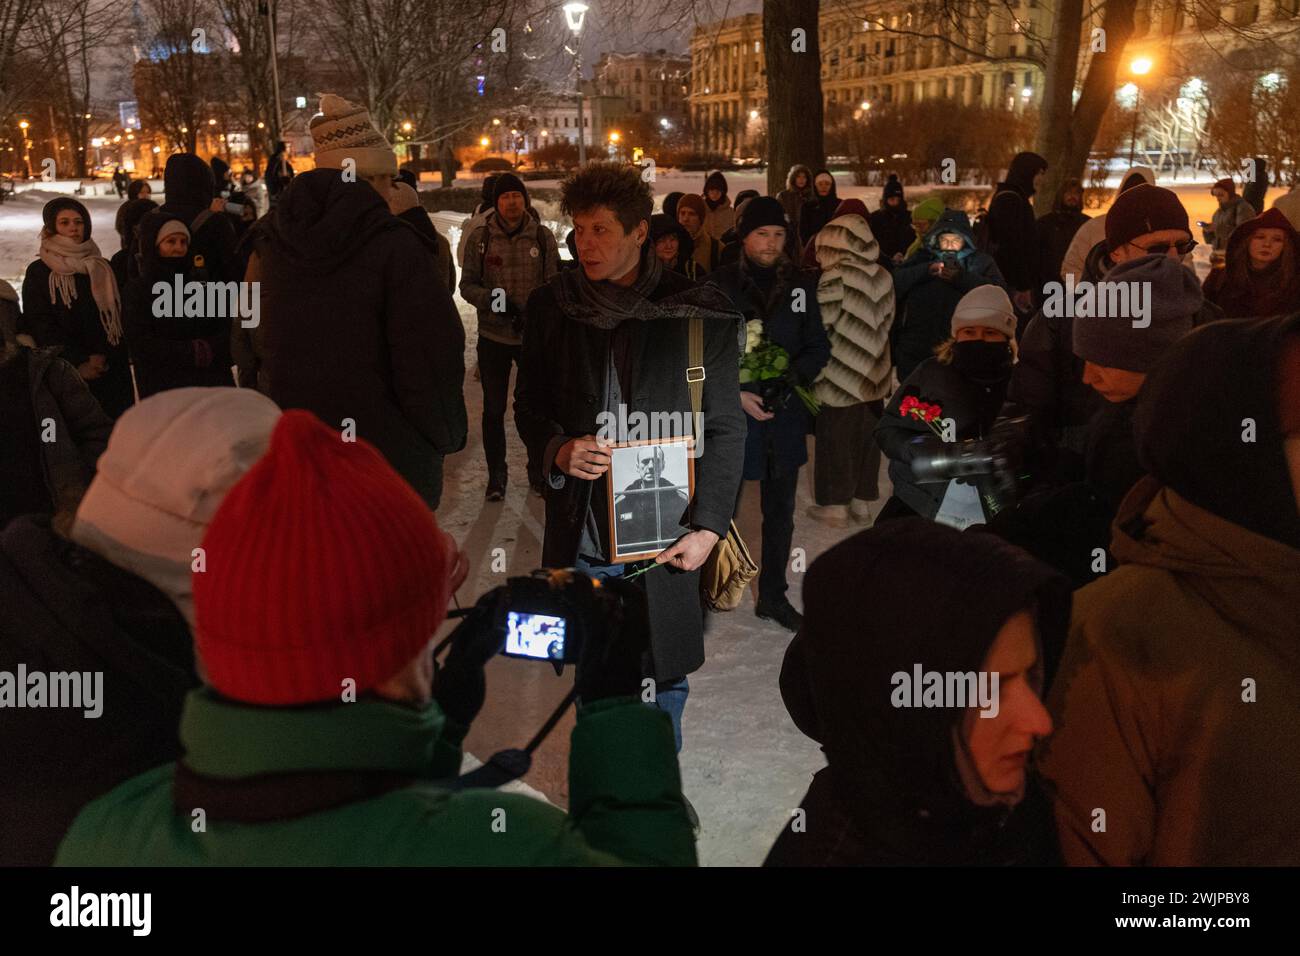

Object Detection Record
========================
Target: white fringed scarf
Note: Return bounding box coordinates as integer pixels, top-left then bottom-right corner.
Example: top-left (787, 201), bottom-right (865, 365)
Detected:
top-left (38, 232), bottom-right (123, 346)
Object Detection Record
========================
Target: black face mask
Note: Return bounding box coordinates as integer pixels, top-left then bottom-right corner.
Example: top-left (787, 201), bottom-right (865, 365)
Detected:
top-left (952, 339), bottom-right (1013, 384)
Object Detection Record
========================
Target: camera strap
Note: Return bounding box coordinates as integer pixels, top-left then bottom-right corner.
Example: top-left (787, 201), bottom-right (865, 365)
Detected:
top-left (440, 686), bottom-right (579, 792)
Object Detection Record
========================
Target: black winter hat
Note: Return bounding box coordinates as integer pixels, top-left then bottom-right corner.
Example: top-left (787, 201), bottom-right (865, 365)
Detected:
top-left (396, 168), bottom-right (418, 191)
top-left (41, 197), bottom-right (92, 240)
top-left (704, 170), bottom-right (728, 197)
top-left (163, 153), bottom-right (216, 213)
top-left (1135, 312), bottom-right (1300, 550)
top-left (883, 174), bottom-right (905, 201)
top-left (493, 172), bottom-right (528, 210)
top-left (1104, 184), bottom-right (1190, 252)
top-left (663, 191), bottom-right (684, 220)
top-left (733, 188), bottom-right (760, 210)
top-left (114, 196), bottom-right (158, 242)
top-left (1004, 151), bottom-right (1048, 197)
top-left (735, 195), bottom-right (788, 239)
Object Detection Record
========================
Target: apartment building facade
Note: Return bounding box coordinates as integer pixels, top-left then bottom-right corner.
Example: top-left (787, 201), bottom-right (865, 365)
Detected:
top-left (689, 1), bottom-right (1298, 157)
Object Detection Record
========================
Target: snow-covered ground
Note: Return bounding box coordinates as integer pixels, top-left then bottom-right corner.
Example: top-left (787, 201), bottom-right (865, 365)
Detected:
top-left (0, 169), bottom-right (1291, 865)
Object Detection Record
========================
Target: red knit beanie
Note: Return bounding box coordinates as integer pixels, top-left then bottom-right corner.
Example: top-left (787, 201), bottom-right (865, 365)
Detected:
top-left (193, 410), bottom-right (456, 705)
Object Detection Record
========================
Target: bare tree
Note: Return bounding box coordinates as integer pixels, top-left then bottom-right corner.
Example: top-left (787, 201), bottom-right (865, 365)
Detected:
top-left (132, 0), bottom-right (222, 153)
top-left (215, 0), bottom-right (304, 166)
top-left (30, 0), bottom-right (117, 177)
top-left (0, 0), bottom-right (42, 125)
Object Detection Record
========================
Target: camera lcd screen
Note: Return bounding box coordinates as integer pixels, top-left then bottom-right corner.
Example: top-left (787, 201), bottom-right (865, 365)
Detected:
top-left (504, 611), bottom-right (567, 661)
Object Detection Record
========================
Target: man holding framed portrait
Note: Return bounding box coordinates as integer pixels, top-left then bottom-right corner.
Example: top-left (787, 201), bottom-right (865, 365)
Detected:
top-left (515, 163), bottom-right (745, 755)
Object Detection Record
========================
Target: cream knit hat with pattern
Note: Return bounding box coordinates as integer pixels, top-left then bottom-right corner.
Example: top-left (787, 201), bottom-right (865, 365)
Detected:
top-left (309, 94), bottom-right (397, 177)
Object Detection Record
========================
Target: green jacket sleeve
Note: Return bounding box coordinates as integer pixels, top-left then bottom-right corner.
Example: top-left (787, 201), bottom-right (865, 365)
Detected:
top-left (565, 697), bottom-right (697, 866)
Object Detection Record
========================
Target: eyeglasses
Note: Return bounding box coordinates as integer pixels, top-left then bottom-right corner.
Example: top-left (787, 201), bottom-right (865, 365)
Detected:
top-left (1132, 238), bottom-right (1197, 257)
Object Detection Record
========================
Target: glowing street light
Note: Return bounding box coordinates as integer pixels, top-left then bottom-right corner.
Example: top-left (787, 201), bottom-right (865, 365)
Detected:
top-left (1126, 57), bottom-right (1154, 164)
top-left (609, 130), bottom-right (620, 142)
top-left (401, 121), bottom-right (413, 133)
top-left (18, 120), bottom-right (29, 130)
top-left (208, 118), bottom-right (217, 125)
top-left (479, 136), bottom-right (490, 147)
top-left (860, 100), bottom-right (870, 111)
top-left (562, 2), bottom-right (589, 165)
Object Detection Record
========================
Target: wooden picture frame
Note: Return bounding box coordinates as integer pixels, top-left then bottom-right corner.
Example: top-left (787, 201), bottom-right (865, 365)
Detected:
top-left (605, 435), bottom-right (696, 564)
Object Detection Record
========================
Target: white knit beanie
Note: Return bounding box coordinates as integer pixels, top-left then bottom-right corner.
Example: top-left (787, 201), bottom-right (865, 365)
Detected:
top-left (70, 388), bottom-right (283, 630)
top-left (951, 285), bottom-right (1016, 339)
top-left (155, 218), bottom-right (190, 247)
top-left (309, 93), bottom-right (397, 177)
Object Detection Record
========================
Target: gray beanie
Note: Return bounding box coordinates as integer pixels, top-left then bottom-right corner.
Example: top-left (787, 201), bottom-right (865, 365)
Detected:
top-left (951, 285), bottom-right (1016, 339)
top-left (1072, 254), bottom-right (1201, 373)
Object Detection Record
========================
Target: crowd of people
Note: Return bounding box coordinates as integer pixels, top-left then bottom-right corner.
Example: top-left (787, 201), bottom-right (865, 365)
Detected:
top-left (2, 100), bottom-right (1299, 867)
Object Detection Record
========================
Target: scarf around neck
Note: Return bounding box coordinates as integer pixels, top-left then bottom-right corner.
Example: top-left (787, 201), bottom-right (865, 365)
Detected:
top-left (38, 233), bottom-right (123, 346)
top-left (553, 244), bottom-right (738, 329)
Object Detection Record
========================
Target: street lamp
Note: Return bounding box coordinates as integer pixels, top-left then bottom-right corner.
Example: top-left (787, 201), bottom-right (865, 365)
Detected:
top-left (1127, 56), bottom-right (1153, 165)
top-left (19, 120), bottom-right (31, 176)
top-left (563, 2), bottom-right (589, 165)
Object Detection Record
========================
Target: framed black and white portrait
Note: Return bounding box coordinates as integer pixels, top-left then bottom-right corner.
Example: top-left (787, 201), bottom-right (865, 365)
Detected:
top-left (606, 437), bottom-right (695, 563)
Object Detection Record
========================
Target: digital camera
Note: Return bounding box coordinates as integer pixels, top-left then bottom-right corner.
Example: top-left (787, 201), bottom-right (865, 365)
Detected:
top-left (489, 569), bottom-right (624, 665)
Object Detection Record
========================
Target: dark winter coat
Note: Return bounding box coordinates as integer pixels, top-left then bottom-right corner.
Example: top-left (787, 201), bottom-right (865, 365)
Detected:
top-left (0, 347), bottom-right (112, 526)
top-left (890, 209), bottom-right (1006, 381)
top-left (55, 691), bottom-right (694, 867)
top-left (1035, 186), bottom-right (1089, 285)
top-left (650, 214), bottom-right (705, 281)
top-left (21, 261), bottom-right (133, 419)
top-left (0, 514), bottom-right (197, 865)
top-left (1202, 207), bottom-right (1300, 319)
top-left (232, 169), bottom-right (467, 509)
top-left (708, 256), bottom-right (831, 480)
top-left (868, 202), bottom-right (915, 264)
top-left (123, 215), bottom-right (234, 397)
top-left (875, 355), bottom-right (1010, 520)
top-left (775, 164), bottom-right (813, 257)
top-left (160, 153), bottom-right (242, 283)
top-left (765, 519), bottom-right (1069, 866)
top-left (799, 172), bottom-right (840, 245)
top-left (396, 207), bottom-right (457, 292)
top-left (985, 152), bottom-right (1047, 293)
top-left (516, 262), bottom-right (745, 681)
top-left (1003, 305), bottom-right (1103, 484)
top-left (1040, 314), bottom-right (1300, 863)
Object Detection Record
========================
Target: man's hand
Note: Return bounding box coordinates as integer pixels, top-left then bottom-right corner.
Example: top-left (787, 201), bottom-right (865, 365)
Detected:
top-left (655, 528), bottom-right (720, 572)
top-left (1013, 289), bottom-right (1034, 312)
top-left (209, 197), bottom-right (228, 214)
top-left (556, 435), bottom-right (611, 479)
top-left (929, 261), bottom-right (945, 277)
top-left (892, 252), bottom-right (905, 264)
top-left (740, 391), bottom-right (774, 421)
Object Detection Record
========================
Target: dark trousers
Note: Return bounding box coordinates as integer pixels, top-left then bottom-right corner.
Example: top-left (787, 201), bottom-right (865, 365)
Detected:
top-left (737, 469), bottom-right (800, 604)
top-left (478, 336), bottom-right (538, 483)
top-left (813, 400), bottom-right (883, 506)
